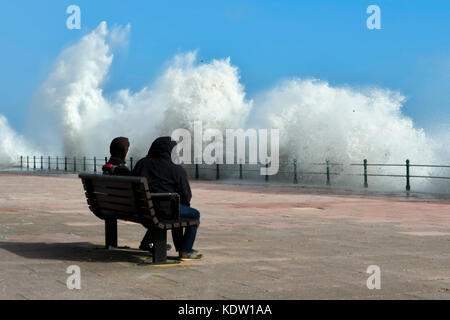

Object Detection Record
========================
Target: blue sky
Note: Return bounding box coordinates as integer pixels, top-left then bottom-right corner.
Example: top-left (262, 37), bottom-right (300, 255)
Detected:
top-left (0, 0), bottom-right (449, 133)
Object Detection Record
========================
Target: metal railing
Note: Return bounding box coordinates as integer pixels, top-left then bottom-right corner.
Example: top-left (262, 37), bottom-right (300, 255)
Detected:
top-left (18, 155), bottom-right (450, 192)
top-left (19, 155), bottom-right (136, 174)
top-left (349, 159), bottom-right (450, 191)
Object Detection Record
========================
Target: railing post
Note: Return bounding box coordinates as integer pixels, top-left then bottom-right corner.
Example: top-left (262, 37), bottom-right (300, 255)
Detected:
top-left (293, 159), bottom-right (298, 184)
top-left (326, 160), bottom-right (330, 185)
top-left (64, 157), bottom-right (67, 172)
top-left (130, 157), bottom-right (133, 171)
top-left (83, 156), bottom-right (86, 172)
top-left (363, 159), bottom-right (368, 188)
top-left (26, 156), bottom-right (29, 171)
top-left (265, 159), bottom-right (269, 182)
top-left (56, 156), bottom-right (59, 171)
top-left (48, 156), bottom-right (50, 171)
top-left (216, 163), bottom-right (220, 180)
top-left (33, 156), bottom-right (35, 170)
top-left (406, 159), bottom-right (411, 192)
top-left (94, 157), bottom-right (97, 173)
top-left (73, 157), bottom-right (77, 172)
top-left (20, 156), bottom-right (23, 171)
top-left (195, 163), bottom-right (199, 180)
top-left (239, 161), bottom-right (243, 180)
top-left (41, 156), bottom-right (43, 171)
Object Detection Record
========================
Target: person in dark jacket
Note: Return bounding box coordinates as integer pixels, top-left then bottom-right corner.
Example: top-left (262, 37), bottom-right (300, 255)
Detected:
top-left (102, 137), bottom-right (131, 176)
top-left (132, 136), bottom-right (202, 260)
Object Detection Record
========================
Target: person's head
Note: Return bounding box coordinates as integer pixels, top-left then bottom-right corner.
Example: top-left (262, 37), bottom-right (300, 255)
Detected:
top-left (109, 137), bottom-right (130, 161)
top-left (147, 136), bottom-right (177, 158)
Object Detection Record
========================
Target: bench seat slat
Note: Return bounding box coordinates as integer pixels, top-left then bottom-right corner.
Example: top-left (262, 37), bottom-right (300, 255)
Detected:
top-left (158, 219), bottom-right (200, 230)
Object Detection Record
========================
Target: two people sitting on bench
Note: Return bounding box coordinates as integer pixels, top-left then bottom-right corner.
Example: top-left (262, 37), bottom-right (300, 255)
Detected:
top-left (102, 136), bottom-right (202, 261)
top-left (102, 136), bottom-right (172, 252)
top-left (132, 137), bottom-right (202, 261)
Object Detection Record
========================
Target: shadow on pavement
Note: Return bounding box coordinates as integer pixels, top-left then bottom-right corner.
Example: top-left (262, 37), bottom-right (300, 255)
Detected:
top-left (0, 241), bottom-right (153, 264)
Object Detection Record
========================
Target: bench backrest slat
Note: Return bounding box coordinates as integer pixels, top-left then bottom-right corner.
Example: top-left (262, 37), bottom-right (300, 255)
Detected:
top-left (94, 193), bottom-right (135, 206)
top-left (89, 186), bottom-right (133, 197)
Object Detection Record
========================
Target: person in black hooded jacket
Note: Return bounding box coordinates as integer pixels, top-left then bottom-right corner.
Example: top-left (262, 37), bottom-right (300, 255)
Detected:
top-left (102, 137), bottom-right (131, 176)
top-left (132, 136), bottom-right (202, 260)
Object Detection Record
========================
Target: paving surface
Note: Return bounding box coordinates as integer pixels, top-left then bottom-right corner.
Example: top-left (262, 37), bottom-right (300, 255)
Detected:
top-left (1, 173), bottom-right (450, 300)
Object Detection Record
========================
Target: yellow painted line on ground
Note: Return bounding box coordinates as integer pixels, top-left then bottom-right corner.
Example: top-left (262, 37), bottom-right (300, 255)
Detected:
top-left (145, 264), bottom-right (192, 269)
top-left (139, 256), bottom-right (195, 268)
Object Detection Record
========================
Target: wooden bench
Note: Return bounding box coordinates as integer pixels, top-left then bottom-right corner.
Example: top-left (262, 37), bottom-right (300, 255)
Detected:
top-left (78, 173), bottom-right (200, 264)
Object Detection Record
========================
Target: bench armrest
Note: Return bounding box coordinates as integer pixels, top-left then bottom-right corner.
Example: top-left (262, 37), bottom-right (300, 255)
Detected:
top-left (149, 193), bottom-right (179, 198)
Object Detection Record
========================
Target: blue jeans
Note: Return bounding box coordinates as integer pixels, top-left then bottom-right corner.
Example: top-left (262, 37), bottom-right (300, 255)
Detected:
top-left (172, 205), bottom-right (200, 253)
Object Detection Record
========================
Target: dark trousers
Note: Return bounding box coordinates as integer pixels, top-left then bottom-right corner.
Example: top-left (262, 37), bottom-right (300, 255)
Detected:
top-left (140, 205), bottom-right (200, 253)
top-left (172, 205), bottom-right (200, 253)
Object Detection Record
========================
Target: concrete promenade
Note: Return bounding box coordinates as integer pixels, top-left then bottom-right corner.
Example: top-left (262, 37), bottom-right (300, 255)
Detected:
top-left (1, 173), bottom-right (450, 299)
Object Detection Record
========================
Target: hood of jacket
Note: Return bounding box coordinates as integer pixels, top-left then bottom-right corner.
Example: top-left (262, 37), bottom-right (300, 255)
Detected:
top-left (147, 136), bottom-right (177, 159)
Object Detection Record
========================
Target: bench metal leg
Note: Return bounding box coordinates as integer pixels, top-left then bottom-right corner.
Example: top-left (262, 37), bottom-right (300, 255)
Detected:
top-left (105, 218), bottom-right (118, 248)
top-left (171, 227), bottom-right (183, 253)
top-left (151, 227), bottom-right (167, 264)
